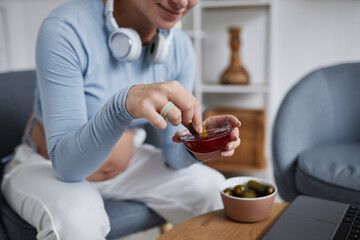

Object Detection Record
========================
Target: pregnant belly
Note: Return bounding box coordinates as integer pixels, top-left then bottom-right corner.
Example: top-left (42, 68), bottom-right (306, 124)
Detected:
top-left (86, 156), bottom-right (131, 181)
top-left (87, 129), bottom-right (135, 181)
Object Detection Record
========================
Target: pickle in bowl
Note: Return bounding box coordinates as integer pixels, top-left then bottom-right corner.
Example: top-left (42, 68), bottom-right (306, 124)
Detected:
top-left (219, 176), bottom-right (277, 222)
top-left (223, 180), bottom-right (275, 198)
top-left (179, 124), bottom-right (232, 155)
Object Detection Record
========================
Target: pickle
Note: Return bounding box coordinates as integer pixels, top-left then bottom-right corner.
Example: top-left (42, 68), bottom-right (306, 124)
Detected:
top-left (188, 123), bottom-right (208, 137)
top-left (225, 180), bottom-right (274, 199)
top-left (247, 180), bottom-right (275, 196)
top-left (263, 185), bottom-right (275, 196)
top-left (232, 184), bottom-right (247, 197)
top-left (223, 188), bottom-right (234, 196)
top-left (242, 189), bottom-right (258, 198)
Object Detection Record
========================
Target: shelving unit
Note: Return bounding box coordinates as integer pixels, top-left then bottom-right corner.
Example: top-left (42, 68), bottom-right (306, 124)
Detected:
top-left (183, 0), bottom-right (272, 111)
top-left (201, 83), bottom-right (269, 94)
top-left (182, 0), bottom-right (272, 171)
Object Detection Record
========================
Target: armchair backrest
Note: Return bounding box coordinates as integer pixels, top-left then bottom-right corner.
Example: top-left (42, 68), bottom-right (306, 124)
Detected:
top-left (272, 62), bottom-right (360, 201)
top-left (0, 70), bottom-right (36, 160)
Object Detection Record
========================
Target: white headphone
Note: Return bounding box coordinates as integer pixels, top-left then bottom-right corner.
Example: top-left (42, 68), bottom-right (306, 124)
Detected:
top-left (104, 0), bottom-right (173, 63)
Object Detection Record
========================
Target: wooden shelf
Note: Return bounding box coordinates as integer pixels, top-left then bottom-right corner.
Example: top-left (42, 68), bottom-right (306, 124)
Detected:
top-left (201, 83), bottom-right (269, 94)
top-left (204, 108), bottom-right (267, 171)
top-left (200, 0), bottom-right (271, 9)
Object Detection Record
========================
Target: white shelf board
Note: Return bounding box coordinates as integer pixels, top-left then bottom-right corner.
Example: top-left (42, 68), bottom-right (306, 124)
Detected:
top-left (200, 0), bottom-right (271, 8)
top-left (201, 83), bottom-right (269, 94)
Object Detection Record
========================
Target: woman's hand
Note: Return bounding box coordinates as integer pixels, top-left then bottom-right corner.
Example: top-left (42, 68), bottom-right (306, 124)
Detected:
top-left (126, 81), bottom-right (203, 133)
top-left (172, 115), bottom-right (241, 162)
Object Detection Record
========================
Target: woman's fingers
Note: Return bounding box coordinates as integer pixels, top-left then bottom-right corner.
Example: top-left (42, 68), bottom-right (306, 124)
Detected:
top-left (225, 134), bottom-right (241, 151)
top-left (141, 102), bottom-right (168, 129)
top-left (165, 104), bottom-right (182, 126)
top-left (230, 126), bottom-right (240, 141)
top-left (203, 115), bottom-right (241, 129)
top-left (221, 149), bottom-right (235, 157)
top-left (222, 128), bottom-right (241, 156)
top-left (164, 81), bottom-right (202, 132)
top-left (126, 82), bottom-right (202, 130)
top-left (172, 129), bottom-right (189, 143)
top-left (190, 101), bottom-right (203, 133)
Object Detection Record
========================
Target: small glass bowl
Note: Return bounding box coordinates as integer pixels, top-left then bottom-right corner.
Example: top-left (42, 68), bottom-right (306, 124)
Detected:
top-left (179, 124), bottom-right (232, 155)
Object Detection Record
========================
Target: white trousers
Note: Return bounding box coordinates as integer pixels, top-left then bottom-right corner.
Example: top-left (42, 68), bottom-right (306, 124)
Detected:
top-left (1, 144), bottom-right (225, 240)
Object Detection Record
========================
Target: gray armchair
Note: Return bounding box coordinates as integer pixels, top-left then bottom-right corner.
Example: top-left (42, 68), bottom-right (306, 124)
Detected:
top-left (272, 62), bottom-right (360, 204)
top-left (0, 70), bottom-right (165, 239)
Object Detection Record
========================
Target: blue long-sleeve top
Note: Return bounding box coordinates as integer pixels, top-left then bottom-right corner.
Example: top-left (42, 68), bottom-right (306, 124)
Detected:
top-left (33, 0), bottom-right (199, 182)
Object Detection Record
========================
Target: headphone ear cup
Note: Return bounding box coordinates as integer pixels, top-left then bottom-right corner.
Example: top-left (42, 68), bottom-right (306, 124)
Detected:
top-left (147, 34), bottom-right (168, 64)
top-left (108, 28), bottom-right (142, 62)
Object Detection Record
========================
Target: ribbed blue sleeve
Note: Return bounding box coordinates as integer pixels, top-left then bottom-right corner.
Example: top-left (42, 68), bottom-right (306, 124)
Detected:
top-left (36, 18), bottom-right (133, 182)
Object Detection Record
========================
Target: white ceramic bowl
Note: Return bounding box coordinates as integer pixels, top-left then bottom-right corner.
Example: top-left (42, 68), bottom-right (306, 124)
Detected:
top-left (219, 176), bottom-right (277, 222)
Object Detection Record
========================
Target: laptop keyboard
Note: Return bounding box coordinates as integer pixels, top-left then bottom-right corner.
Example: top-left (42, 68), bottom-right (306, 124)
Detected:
top-left (333, 205), bottom-right (360, 240)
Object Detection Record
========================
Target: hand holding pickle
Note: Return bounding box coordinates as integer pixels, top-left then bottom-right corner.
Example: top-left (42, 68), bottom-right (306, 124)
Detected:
top-left (187, 123), bottom-right (208, 137)
top-left (172, 115), bottom-right (241, 162)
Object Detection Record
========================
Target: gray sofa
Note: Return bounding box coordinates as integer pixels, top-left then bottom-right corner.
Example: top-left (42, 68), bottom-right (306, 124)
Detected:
top-left (0, 70), bottom-right (165, 239)
top-left (272, 62), bottom-right (360, 204)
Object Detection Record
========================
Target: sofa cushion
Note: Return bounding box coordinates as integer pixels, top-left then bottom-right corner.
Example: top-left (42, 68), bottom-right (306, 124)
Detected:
top-left (295, 142), bottom-right (360, 204)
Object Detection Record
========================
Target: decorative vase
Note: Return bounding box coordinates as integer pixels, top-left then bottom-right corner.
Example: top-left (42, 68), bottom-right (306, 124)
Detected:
top-left (220, 27), bottom-right (249, 85)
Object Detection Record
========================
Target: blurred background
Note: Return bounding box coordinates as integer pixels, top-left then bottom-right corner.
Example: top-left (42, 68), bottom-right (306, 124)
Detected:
top-left (0, 0), bottom-right (359, 239)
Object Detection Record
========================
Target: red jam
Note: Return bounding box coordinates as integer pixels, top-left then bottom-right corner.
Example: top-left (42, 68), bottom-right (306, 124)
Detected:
top-left (180, 125), bottom-right (232, 154)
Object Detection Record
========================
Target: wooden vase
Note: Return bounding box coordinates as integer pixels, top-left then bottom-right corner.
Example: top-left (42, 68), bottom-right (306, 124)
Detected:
top-left (220, 27), bottom-right (249, 85)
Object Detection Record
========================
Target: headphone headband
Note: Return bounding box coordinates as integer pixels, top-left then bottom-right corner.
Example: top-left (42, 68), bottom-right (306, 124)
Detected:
top-left (105, 0), bottom-right (117, 32)
top-left (104, 0), bottom-right (114, 14)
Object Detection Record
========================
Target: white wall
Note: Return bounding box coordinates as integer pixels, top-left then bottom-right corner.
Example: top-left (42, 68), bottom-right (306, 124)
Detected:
top-left (0, 7), bottom-right (9, 72)
top-left (269, 0), bottom-right (360, 125)
top-left (0, 0), bottom-right (67, 72)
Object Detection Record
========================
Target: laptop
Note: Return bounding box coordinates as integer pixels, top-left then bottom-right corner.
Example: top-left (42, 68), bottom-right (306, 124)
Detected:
top-left (261, 195), bottom-right (360, 240)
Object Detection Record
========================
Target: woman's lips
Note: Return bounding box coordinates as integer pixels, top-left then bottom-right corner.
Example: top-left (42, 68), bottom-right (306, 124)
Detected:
top-left (158, 4), bottom-right (182, 21)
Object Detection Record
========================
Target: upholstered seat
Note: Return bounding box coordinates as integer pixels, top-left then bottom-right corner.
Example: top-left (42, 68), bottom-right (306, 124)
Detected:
top-left (295, 142), bottom-right (360, 204)
top-left (272, 62), bottom-right (360, 204)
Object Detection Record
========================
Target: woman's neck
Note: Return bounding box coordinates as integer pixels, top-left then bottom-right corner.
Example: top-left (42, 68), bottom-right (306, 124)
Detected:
top-left (104, 0), bottom-right (157, 45)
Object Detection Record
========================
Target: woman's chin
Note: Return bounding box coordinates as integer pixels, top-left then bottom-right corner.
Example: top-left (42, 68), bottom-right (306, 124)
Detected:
top-left (156, 21), bottom-right (178, 30)
top-left (153, 14), bottom-right (181, 30)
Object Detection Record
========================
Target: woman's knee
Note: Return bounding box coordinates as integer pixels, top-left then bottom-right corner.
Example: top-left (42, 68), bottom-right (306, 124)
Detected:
top-left (2, 162), bottom-right (110, 240)
top-left (45, 182), bottom-right (110, 240)
top-left (52, 198), bottom-right (110, 240)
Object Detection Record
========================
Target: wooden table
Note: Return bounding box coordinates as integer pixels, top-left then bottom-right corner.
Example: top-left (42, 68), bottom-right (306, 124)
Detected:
top-left (158, 202), bottom-right (289, 240)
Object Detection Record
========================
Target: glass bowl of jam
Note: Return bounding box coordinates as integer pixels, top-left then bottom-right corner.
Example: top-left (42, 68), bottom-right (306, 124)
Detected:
top-left (179, 124), bottom-right (232, 155)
